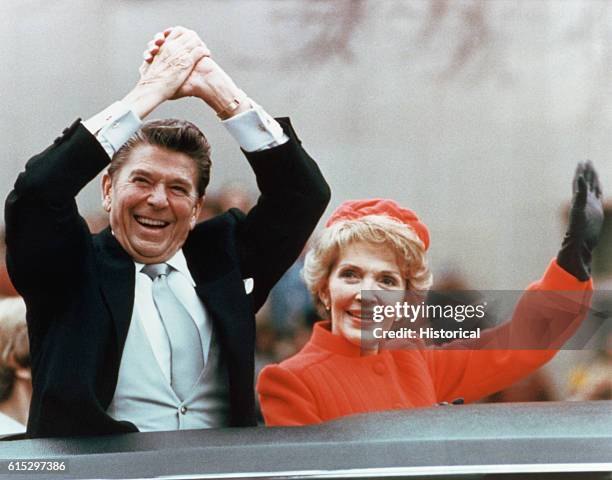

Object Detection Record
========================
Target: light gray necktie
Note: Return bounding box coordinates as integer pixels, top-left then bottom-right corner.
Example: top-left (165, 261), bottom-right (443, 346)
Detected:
top-left (142, 263), bottom-right (205, 401)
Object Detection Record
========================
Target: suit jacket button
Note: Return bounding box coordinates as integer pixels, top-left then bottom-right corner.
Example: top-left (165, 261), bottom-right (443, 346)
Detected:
top-left (180, 406), bottom-right (187, 415)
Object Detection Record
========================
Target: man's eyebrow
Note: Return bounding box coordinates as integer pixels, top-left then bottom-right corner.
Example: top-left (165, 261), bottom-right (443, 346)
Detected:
top-left (168, 177), bottom-right (192, 186)
top-left (128, 169), bottom-right (152, 178)
top-left (128, 170), bottom-right (192, 187)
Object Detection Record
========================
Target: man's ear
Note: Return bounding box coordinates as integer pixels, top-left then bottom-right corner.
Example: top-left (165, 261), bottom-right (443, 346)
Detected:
top-left (6, 353), bottom-right (31, 381)
top-left (190, 196), bottom-right (205, 230)
top-left (14, 366), bottom-right (32, 381)
top-left (101, 173), bottom-right (112, 212)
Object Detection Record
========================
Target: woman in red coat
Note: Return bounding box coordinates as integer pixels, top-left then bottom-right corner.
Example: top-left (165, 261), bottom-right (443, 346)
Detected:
top-left (257, 162), bottom-right (603, 426)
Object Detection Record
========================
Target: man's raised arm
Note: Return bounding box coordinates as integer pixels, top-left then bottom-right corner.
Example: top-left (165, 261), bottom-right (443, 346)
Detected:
top-left (4, 28), bottom-right (208, 300)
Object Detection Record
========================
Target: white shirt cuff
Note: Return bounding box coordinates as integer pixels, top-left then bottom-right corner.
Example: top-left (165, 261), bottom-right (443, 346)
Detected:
top-left (82, 101), bottom-right (142, 158)
top-left (222, 100), bottom-right (289, 152)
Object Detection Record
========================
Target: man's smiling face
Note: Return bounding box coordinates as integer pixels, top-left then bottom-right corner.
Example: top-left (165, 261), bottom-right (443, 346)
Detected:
top-left (102, 144), bottom-right (203, 264)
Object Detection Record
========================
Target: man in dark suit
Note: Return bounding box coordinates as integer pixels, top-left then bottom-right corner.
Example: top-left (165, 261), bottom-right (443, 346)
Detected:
top-left (4, 27), bottom-right (330, 438)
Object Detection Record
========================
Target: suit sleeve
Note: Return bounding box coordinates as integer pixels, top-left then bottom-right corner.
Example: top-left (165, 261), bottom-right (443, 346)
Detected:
top-left (257, 363), bottom-right (323, 426)
top-left (426, 259), bottom-right (593, 403)
top-left (4, 121), bottom-right (109, 306)
top-left (234, 118), bottom-right (331, 311)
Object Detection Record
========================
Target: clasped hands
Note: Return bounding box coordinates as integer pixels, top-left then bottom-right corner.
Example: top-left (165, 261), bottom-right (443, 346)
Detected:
top-left (133, 26), bottom-right (242, 116)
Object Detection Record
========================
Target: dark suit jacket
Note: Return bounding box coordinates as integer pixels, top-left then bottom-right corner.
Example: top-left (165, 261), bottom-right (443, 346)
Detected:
top-left (4, 118), bottom-right (330, 438)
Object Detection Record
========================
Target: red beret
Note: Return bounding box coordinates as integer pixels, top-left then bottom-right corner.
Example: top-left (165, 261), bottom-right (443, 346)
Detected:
top-left (325, 198), bottom-right (430, 251)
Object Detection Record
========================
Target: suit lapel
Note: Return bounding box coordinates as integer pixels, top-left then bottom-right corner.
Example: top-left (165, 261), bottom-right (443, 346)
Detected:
top-left (183, 224), bottom-right (255, 411)
top-left (182, 220), bottom-right (254, 361)
top-left (194, 270), bottom-right (254, 421)
top-left (93, 228), bottom-right (135, 356)
top-left (194, 272), bottom-right (254, 361)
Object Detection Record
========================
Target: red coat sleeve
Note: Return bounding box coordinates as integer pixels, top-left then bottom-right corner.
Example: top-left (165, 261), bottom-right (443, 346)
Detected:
top-left (427, 259), bottom-right (593, 403)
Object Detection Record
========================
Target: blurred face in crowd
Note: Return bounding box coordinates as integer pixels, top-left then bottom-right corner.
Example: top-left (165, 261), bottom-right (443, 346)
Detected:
top-left (319, 241), bottom-right (406, 353)
top-left (102, 144), bottom-right (203, 264)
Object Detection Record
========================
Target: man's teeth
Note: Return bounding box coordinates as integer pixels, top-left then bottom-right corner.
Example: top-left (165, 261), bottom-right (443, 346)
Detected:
top-left (136, 216), bottom-right (168, 227)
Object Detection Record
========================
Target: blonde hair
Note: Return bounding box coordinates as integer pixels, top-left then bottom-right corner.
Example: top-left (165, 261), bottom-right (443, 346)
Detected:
top-left (303, 215), bottom-right (433, 316)
top-left (0, 297), bottom-right (29, 402)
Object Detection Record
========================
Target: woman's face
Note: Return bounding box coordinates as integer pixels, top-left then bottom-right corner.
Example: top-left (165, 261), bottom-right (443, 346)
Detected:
top-left (319, 241), bottom-right (406, 353)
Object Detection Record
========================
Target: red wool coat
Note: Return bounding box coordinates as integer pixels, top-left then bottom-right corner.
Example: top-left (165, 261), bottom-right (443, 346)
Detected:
top-left (257, 260), bottom-right (592, 426)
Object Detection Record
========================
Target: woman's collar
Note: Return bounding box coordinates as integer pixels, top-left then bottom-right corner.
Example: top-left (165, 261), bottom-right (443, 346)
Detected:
top-left (310, 320), bottom-right (377, 357)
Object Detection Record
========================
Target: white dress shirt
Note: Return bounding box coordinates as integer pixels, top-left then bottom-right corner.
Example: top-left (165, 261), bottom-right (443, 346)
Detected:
top-left (0, 412), bottom-right (26, 436)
